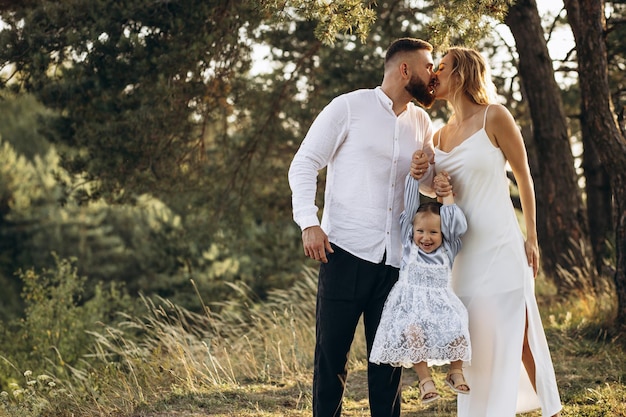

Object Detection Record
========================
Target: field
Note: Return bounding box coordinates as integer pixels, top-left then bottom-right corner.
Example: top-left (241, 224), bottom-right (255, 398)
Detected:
top-left (1, 269), bottom-right (625, 417)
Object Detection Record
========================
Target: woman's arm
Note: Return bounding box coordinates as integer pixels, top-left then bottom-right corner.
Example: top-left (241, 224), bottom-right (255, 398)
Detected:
top-left (487, 104), bottom-right (539, 277)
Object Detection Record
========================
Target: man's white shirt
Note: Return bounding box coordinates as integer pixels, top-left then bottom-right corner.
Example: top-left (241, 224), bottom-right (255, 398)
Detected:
top-left (289, 87), bottom-right (434, 268)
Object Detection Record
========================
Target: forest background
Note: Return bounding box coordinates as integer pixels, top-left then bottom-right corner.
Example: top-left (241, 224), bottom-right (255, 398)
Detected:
top-left (0, 0), bottom-right (624, 416)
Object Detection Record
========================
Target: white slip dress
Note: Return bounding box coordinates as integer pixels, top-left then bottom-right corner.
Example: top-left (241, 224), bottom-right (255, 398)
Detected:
top-left (434, 106), bottom-right (562, 416)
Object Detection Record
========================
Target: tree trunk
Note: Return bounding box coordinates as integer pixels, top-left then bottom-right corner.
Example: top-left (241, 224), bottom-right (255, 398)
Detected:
top-left (564, 0), bottom-right (626, 326)
top-left (505, 0), bottom-right (596, 293)
top-left (582, 134), bottom-right (613, 274)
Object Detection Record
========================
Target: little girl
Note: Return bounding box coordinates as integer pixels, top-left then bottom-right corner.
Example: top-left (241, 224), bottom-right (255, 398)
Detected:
top-left (369, 171), bottom-right (471, 403)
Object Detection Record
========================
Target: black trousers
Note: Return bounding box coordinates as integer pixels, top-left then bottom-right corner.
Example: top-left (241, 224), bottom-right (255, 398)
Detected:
top-left (313, 244), bottom-right (402, 417)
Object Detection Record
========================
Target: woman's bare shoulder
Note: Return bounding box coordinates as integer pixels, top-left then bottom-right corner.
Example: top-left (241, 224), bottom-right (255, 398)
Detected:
top-left (487, 103), bottom-right (513, 120)
top-left (485, 104), bottom-right (519, 148)
top-left (486, 104), bottom-right (517, 132)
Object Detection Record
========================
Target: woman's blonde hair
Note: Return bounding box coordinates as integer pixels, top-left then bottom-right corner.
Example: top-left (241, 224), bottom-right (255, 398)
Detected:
top-left (445, 47), bottom-right (498, 105)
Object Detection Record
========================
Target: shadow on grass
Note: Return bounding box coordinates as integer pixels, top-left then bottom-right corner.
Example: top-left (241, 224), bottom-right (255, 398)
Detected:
top-left (129, 325), bottom-right (626, 417)
top-left (131, 378), bottom-right (312, 417)
top-left (340, 365), bottom-right (458, 416)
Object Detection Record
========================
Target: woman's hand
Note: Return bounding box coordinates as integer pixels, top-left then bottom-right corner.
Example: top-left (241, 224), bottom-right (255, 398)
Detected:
top-left (524, 238), bottom-right (540, 278)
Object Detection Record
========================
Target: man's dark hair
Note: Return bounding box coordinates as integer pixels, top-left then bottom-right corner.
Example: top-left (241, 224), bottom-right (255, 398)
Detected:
top-left (385, 38), bottom-right (433, 64)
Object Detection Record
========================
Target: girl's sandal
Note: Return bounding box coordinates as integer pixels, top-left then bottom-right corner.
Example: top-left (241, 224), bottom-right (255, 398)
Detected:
top-left (445, 368), bottom-right (470, 395)
top-left (418, 377), bottom-right (440, 404)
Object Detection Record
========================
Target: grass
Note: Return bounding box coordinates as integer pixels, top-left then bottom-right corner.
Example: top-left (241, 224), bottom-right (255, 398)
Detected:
top-left (1, 267), bottom-right (625, 417)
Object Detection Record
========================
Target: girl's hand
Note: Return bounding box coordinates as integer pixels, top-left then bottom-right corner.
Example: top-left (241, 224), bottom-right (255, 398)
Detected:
top-left (434, 171), bottom-right (452, 197)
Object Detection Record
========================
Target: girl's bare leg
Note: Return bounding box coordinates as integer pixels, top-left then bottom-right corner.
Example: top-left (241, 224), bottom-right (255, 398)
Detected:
top-left (413, 361), bottom-right (439, 402)
top-left (445, 360), bottom-right (470, 393)
top-left (413, 361), bottom-right (431, 381)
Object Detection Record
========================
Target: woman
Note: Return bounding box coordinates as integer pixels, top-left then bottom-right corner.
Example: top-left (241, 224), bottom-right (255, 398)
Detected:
top-left (430, 47), bottom-right (562, 416)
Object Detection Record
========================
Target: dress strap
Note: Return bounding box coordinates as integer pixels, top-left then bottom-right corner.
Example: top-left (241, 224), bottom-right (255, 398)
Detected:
top-left (482, 104), bottom-right (492, 130)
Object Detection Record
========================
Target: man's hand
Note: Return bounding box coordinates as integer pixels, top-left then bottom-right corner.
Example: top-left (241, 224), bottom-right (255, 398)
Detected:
top-left (410, 150), bottom-right (430, 179)
top-left (302, 226), bottom-right (334, 263)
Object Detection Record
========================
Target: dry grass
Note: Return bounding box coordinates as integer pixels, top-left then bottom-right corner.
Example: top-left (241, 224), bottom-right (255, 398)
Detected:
top-left (1, 267), bottom-right (625, 417)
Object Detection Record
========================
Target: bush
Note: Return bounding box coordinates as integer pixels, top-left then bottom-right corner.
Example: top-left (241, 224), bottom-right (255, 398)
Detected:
top-left (0, 256), bottom-right (134, 389)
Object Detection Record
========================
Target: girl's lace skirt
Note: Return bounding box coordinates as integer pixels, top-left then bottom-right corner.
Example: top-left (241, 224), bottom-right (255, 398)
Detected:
top-left (370, 264), bottom-right (471, 368)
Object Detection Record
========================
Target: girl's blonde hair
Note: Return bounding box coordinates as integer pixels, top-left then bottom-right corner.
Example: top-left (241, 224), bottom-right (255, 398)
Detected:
top-left (445, 47), bottom-right (498, 105)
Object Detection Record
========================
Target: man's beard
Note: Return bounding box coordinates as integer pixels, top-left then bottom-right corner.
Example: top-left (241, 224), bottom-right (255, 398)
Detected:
top-left (405, 75), bottom-right (435, 108)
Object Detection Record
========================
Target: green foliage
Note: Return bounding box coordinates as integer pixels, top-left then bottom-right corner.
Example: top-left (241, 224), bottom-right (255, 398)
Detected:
top-left (263, 0), bottom-right (376, 45)
top-left (0, 3), bottom-right (364, 300)
top-left (0, 93), bottom-right (51, 161)
top-left (0, 256), bottom-right (134, 390)
top-left (190, 218), bottom-right (304, 303)
top-left (15, 194), bottom-right (190, 298)
top-left (0, 0), bottom-right (377, 209)
top-left (0, 121), bottom-right (304, 321)
top-left (0, 0), bottom-right (259, 202)
top-left (0, 138), bottom-right (57, 321)
top-left (427, 0), bottom-right (515, 50)
top-left (0, 134), bottom-right (192, 318)
top-left (0, 371), bottom-right (67, 417)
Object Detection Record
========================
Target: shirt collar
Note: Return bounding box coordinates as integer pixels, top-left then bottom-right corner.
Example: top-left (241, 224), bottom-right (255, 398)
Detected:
top-left (375, 86), bottom-right (408, 116)
top-left (375, 86), bottom-right (394, 110)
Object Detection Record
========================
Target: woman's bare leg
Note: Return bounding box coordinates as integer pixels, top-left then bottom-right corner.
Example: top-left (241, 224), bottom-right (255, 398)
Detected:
top-left (522, 320), bottom-right (536, 391)
top-left (522, 312), bottom-right (561, 417)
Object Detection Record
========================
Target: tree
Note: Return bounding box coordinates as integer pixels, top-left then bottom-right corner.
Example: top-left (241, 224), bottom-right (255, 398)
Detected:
top-left (2, 0), bottom-right (623, 321)
top-left (0, 0), bottom-right (375, 205)
top-left (0, 1), bottom-right (270, 203)
top-left (601, 0), bottom-right (626, 272)
top-left (504, 0), bottom-right (595, 294)
top-left (0, 0), bottom-right (382, 306)
top-left (564, 0), bottom-right (626, 325)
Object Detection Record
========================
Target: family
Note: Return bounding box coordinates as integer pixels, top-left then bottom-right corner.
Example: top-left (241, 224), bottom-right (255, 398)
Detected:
top-left (288, 38), bottom-right (562, 417)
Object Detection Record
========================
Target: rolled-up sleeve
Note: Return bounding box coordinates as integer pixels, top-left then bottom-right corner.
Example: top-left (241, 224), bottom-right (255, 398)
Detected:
top-left (288, 97), bottom-right (349, 230)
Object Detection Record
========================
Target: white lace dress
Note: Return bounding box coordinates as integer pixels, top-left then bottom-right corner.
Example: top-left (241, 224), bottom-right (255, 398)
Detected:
top-left (369, 175), bottom-right (471, 368)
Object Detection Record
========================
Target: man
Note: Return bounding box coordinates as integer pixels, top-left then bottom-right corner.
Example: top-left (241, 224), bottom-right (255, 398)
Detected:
top-left (288, 37), bottom-right (436, 417)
